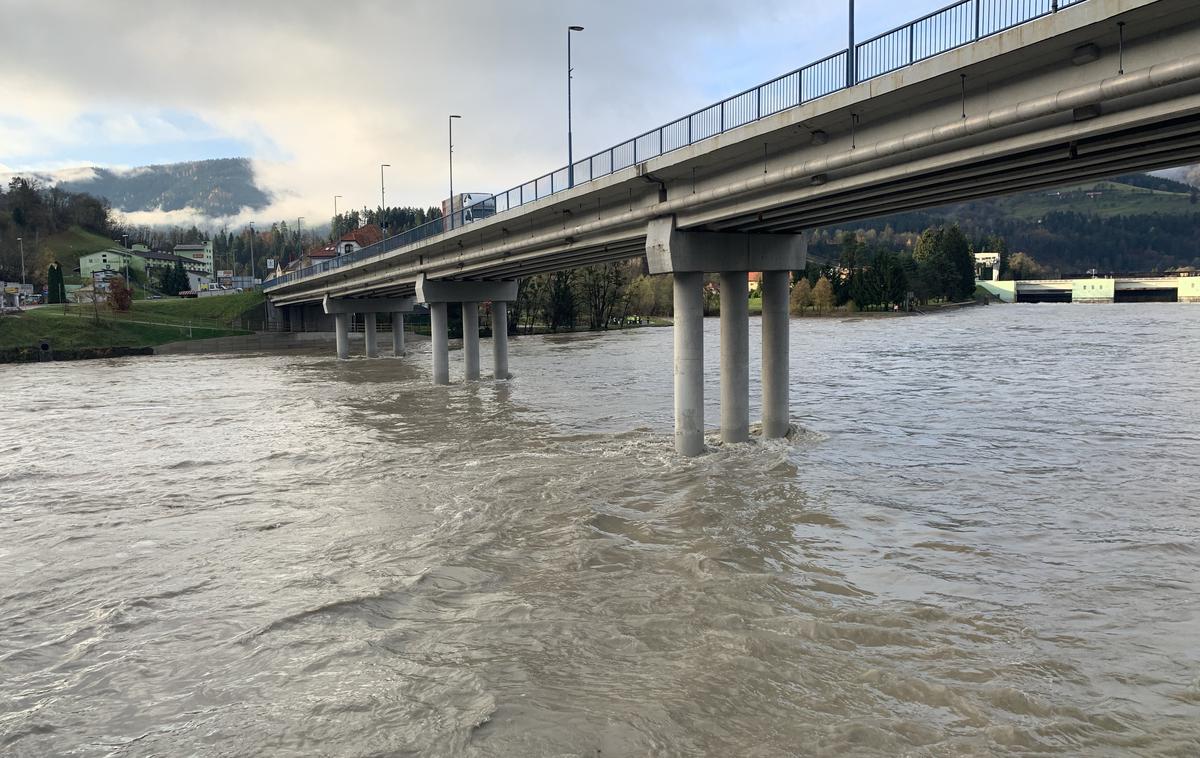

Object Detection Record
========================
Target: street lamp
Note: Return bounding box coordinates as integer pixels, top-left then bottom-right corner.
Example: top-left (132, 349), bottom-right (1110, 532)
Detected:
top-left (297, 217), bottom-right (304, 265)
top-left (248, 222), bottom-right (255, 285)
top-left (380, 163), bottom-right (391, 238)
top-left (568, 25), bottom-right (584, 189)
top-left (17, 237), bottom-right (24, 285)
top-left (449, 114), bottom-right (462, 229)
top-left (848, 0), bottom-right (856, 87)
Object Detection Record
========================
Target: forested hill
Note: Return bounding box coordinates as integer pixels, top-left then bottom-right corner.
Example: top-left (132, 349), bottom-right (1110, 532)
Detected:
top-left (817, 174), bottom-right (1200, 274)
top-left (53, 158), bottom-right (270, 217)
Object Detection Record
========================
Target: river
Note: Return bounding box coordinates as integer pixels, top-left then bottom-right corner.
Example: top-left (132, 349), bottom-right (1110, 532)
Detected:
top-left (2, 303), bottom-right (1198, 756)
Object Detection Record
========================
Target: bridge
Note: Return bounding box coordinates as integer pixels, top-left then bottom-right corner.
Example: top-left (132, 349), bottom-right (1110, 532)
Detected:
top-left (264, 0), bottom-right (1200, 455)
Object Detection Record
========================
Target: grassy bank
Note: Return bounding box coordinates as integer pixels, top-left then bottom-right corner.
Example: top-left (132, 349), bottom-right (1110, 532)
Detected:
top-left (0, 307), bottom-right (246, 352)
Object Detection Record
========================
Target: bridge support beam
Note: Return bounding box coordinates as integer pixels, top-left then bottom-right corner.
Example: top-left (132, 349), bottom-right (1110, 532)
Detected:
top-left (430, 302), bottom-right (449, 385)
top-left (462, 302), bottom-right (480, 380)
top-left (334, 313), bottom-right (350, 360)
top-left (647, 216), bottom-right (805, 455)
top-left (720, 271), bottom-right (749, 444)
top-left (392, 313), bottom-right (406, 356)
top-left (493, 301), bottom-right (510, 380)
top-left (761, 271), bottom-right (791, 439)
top-left (416, 275), bottom-right (518, 385)
top-left (364, 313), bottom-right (379, 358)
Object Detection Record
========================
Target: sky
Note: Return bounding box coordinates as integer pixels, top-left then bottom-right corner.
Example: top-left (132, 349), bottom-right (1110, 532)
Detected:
top-left (0, 0), bottom-right (955, 227)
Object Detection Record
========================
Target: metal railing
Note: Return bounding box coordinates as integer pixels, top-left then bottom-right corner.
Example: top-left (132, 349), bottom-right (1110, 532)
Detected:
top-left (265, 0), bottom-right (1090, 291)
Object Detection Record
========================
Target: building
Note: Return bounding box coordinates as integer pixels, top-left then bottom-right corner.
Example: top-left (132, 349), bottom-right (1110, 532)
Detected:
top-left (137, 249), bottom-right (211, 279)
top-left (337, 225), bottom-right (383, 257)
top-left (78, 248), bottom-right (146, 281)
top-left (172, 241), bottom-right (215, 276)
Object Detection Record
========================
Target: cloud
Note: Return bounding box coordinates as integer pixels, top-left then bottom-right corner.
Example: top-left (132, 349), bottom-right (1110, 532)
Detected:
top-left (0, 0), bottom-right (977, 226)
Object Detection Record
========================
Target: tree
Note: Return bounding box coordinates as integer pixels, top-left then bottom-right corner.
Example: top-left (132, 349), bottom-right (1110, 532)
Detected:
top-left (789, 278), bottom-right (812, 315)
top-left (159, 260), bottom-right (190, 296)
top-left (543, 271), bottom-right (577, 332)
top-left (577, 262), bottom-right (626, 330)
top-left (46, 262), bottom-right (66, 304)
top-left (1008, 251), bottom-right (1048, 279)
top-left (107, 276), bottom-right (133, 311)
top-left (812, 276), bottom-right (835, 313)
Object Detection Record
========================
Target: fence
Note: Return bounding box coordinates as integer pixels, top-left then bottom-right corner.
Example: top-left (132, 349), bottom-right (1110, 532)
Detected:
top-left (264, 0), bottom-right (1091, 291)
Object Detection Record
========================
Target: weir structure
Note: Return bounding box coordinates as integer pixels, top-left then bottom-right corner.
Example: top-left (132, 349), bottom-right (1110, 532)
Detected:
top-left (265, 0), bottom-right (1200, 454)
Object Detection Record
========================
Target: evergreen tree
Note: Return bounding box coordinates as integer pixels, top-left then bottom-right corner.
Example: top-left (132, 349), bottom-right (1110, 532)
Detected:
top-left (46, 262), bottom-right (66, 304)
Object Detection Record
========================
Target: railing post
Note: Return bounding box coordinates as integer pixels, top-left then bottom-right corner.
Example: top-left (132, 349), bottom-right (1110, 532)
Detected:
top-left (974, 0), bottom-right (981, 39)
top-left (687, 114), bottom-right (693, 144)
top-left (756, 87), bottom-right (762, 120)
top-left (909, 23), bottom-right (915, 64)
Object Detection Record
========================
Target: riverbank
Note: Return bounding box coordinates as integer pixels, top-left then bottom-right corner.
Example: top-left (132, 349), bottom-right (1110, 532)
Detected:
top-left (0, 293), bottom-right (265, 362)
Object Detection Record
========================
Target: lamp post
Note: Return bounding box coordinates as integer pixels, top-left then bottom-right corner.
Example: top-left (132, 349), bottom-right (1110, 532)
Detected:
top-left (380, 163), bottom-right (390, 238)
top-left (568, 25), bottom-right (584, 189)
top-left (334, 194), bottom-right (342, 221)
top-left (449, 114), bottom-right (462, 229)
top-left (848, 0), bottom-right (856, 86)
top-left (297, 217), bottom-right (304, 266)
top-left (248, 222), bottom-right (255, 285)
top-left (17, 237), bottom-right (24, 286)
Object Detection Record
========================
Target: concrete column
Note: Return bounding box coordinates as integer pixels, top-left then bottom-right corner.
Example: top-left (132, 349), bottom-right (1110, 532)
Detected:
top-left (761, 270), bottom-right (790, 439)
top-left (392, 312), bottom-right (405, 356)
top-left (719, 271), bottom-right (749, 444)
top-left (287, 305), bottom-right (303, 333)
top-left (492, 301), bottom-right (509, 380)
top-left (431, 302), bottom-right (449, 384)
top-left (462, 301), bottom-right (480, 381)
top-left (364, 313), bottom-right (379, 358)
top-left (334, 312), bottom-right (350, 360)
top-left (673, 271), bottom-right (705, 457)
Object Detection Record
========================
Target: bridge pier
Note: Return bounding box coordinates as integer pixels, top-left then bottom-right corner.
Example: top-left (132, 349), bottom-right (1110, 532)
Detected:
top-left (392, 313), bottom-right (406, 356)
top-left (647, 217), bottom-right (805, 455)
top-left (761, 271), bottom-right (790, 439)
top-left (416, 275), bottom-right (518, 385)
top-left (364, 313), bottom-right (379, 358)
top-left (430, 303), bottom-right (449, 384)
top-left (493, 302), bottom-right (510, 380)
top-left (462, 302), bottom-right (480, 381)
top-left (334, 313), bottom-right (350, 360)
top-left (674, 272), bottom-right (705, 456)
top-left (323, 295), bottom-right (415, 361)
top-left (287, 305), bottom-right (304, 333)
top-left (719, 271), bottom-right (749, 444)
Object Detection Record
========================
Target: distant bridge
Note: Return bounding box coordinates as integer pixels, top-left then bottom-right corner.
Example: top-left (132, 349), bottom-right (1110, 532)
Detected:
top-left (265, 0), bottom-right (1200, 455)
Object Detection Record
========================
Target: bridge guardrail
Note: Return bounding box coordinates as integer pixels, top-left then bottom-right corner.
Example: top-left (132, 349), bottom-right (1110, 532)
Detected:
top-left (264, 0), bottom-right (1090, 291)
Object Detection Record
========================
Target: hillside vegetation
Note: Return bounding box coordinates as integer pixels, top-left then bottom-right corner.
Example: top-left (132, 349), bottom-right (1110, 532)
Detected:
top-left (35, 226), bottom-right (117, 280)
